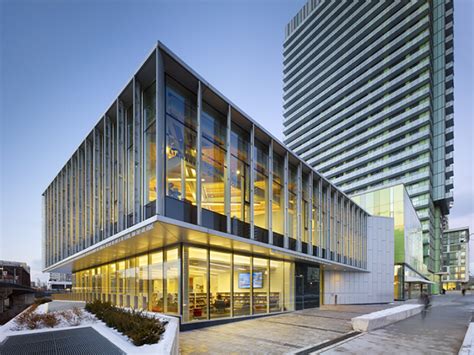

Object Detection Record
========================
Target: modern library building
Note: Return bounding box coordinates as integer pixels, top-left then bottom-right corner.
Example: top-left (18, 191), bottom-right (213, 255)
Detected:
top-left (43, 43), bottom-right (393, 325)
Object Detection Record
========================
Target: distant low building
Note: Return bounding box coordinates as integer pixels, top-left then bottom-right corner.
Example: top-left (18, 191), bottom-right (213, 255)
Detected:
top-left (48, 273), bottom-right (72, 290)
top-left (0, 260), bottom-right (34, 319)
top-left (442, 227), bottom-right (470, 290)
top-left (0, 260), bottom-right (31, 287)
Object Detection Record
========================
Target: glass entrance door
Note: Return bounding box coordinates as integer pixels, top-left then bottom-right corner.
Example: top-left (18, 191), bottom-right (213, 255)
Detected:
top-left (295, 263), bottom-right (320, 310)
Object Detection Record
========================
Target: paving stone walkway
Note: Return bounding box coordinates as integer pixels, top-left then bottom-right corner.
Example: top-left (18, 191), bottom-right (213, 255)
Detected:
top-left (0, 327), bottom-right (125, 355)
top-left (179, 304), bottom-right (395, 354)
top-left (318, 293), bottom-right (473, 355)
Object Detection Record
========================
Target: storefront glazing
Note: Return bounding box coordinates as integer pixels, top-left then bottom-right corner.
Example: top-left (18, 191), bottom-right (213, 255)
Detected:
top-left (73, 244), bottom-right (295, 323)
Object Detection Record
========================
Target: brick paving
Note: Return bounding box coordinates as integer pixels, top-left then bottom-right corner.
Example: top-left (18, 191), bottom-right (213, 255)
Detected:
top-left (179, 304), bottom-right (395, 354)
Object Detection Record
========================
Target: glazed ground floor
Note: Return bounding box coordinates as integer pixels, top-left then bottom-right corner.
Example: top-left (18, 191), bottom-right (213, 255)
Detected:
top-left (442, 282), bottom-right (467, 291)
top-left (72, 243), bottom-right (322, 324)
top-left (393, 263), bottom-right (435, 300)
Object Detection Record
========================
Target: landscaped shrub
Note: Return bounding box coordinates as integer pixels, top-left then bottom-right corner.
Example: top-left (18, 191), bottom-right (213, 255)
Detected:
top-left (85, 300), bottom-right (167, 346)
top-left (15, 306), bottom-right (59, 329)
top-left (41, 313), bottom-right (59, 328)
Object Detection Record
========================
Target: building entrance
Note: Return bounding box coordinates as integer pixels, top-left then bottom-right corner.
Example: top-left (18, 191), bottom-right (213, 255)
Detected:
top-left (295, 263), bottom-right (320, 310)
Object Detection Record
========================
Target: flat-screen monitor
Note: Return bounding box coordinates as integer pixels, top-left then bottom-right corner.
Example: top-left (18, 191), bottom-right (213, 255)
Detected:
top-left (238, 272), bottom-right (263, 289)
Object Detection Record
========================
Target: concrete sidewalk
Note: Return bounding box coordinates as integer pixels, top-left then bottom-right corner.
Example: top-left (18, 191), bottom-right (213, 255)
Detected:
top-left (318, 293), bottom-right (473, 355)
top-left (179, 304), bottom-right (395, 354)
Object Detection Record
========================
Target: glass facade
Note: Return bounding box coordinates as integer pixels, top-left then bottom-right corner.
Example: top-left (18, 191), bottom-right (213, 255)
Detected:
top-left (74, 244), bottom-right (294, 323)
top-left (43, 45), bottom-right (370, 323)
top-left (353, 184), bottom-right (428, 300)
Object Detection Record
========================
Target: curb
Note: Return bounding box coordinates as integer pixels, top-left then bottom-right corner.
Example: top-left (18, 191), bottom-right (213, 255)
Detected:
top-left (459, 322), bottom-right (474, 355)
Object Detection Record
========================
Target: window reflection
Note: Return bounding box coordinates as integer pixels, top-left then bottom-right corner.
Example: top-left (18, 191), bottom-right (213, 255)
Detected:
top-left (144, 82), bottom-right (156, 206)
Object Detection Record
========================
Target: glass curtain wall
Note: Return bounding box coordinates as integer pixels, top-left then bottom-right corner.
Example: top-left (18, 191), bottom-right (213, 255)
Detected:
top-left (230, 123), bottom-right (250, 237)
top-left (73, 245), bottom-right (295, 322)
top-left (143, 82), bottom-right (157, 216)
top-left (201, 102), bottom-right (227, 232)
top-left (165, 77), bottom-right (198, 223)
top-left (254, 140), bottom-right (269, 241)
top-left (272, 153), bottom-right (285, 246)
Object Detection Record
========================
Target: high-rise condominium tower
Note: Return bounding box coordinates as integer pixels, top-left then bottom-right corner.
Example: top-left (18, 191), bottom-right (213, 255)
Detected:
top-left (283, 0), bottom-right (454, 273)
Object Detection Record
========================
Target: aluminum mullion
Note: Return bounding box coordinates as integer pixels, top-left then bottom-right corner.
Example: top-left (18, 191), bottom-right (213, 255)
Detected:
top-left (268, 141), bottom-right (273, 245)
top-left (283, 152), bottom-right (289, 249)
top-left (225, 105), bottom-right (231, 233)
top-left (156, 47), bottom-right (165, 216)
top-left (117, 100), bottom-right (125, 231)
top-left (296, 162), bottom-right (302, 251)
top-left (250, 124), bottom-right (255, 239)
top-left (133, 78), bottom-right (142, 224)
top-left (196, 81), bottom-right (202, 226)
top-left (308, 171), bottom-right (313, 255)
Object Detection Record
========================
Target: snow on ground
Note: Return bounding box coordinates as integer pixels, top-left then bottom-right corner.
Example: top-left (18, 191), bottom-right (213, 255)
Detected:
top-left (0, 302), bottom-right (179, 354)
